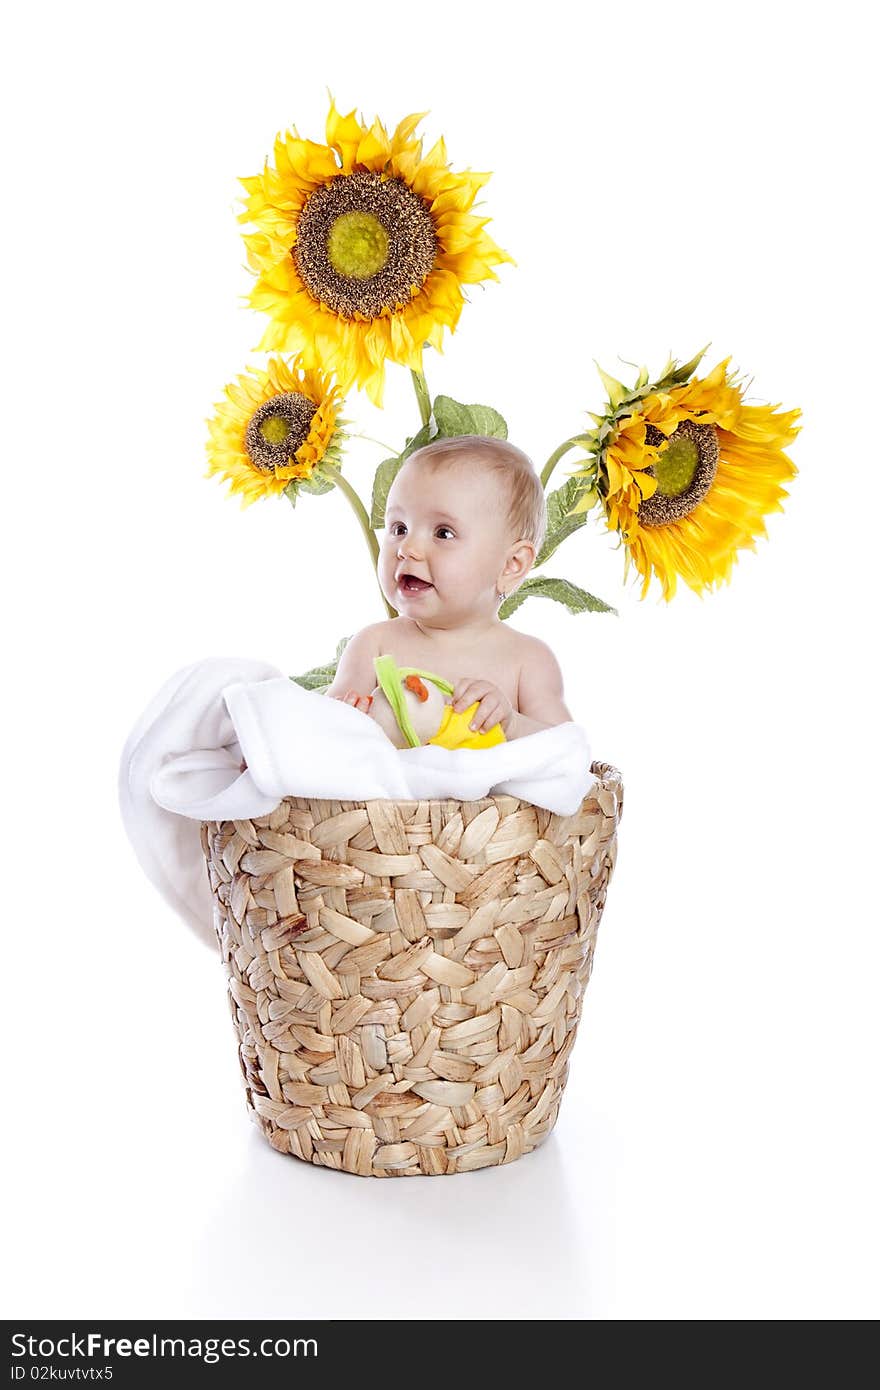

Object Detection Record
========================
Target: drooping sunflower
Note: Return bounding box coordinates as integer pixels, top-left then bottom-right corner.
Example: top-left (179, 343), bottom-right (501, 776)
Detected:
top-left (568, 349), bottom-right (801, 600)
top-left (239, 98), bottom-right (513, 406)
top-left (205, 358), bottom-right (346, 508)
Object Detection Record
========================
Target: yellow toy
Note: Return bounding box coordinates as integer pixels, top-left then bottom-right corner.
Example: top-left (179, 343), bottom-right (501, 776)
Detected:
top-left (370, 655), bottom-right (506, 751)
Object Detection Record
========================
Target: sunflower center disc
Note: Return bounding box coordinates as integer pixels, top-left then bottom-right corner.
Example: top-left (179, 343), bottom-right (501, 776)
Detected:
top-left (244, 392), bottom-right (316, 473)
top-left (259, 414), bottom-right (292, 445)
top-left (639, 419), bottom-right (719, 526)
top-left (327, 211), bottom-right (389, 279)
top-left (294, 170), bottom-right (437, 319)
top-left (654, 434), bottom-right (699, 496)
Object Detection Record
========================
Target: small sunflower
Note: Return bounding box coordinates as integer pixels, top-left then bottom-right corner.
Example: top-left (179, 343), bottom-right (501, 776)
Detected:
top-left (239, 97), bottom-right (513, 406)
top-left (569, 349), bottom-right (801, 600)
top-left (205, 358), bottom-right (346, 507)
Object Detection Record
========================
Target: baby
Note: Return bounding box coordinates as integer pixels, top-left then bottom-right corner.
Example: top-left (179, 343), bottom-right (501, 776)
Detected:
top-left (326, 434), bottom-right (573, 742)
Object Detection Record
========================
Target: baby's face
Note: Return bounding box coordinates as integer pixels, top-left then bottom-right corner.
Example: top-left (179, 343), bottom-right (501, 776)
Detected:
top-left (379, 460), bottom-right (514, 623)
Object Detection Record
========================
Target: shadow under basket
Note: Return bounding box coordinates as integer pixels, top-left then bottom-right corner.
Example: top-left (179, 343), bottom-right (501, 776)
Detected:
top-left (201, 761), bottom-right (623, 1177)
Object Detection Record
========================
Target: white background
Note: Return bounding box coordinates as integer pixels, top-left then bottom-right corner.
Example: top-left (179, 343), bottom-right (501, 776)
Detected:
top-left (3, 0), bottom-right (877, 1320)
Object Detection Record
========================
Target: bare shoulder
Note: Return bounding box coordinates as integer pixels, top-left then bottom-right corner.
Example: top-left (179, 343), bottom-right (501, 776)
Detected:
top-left (512, 631), bottom-right (563, 672)
top-left (514, 632), bottom-right (566, 702)
top-left (341, 622), bottom-right (386, 647)
top-left (326, 621), bottom-right (387, 697)
top-left (341, 620), bottom-right (392, 653)
top-left (372, 616), bottom-right (423, 653)
top-left (510, 631), bottom-right (571, 721)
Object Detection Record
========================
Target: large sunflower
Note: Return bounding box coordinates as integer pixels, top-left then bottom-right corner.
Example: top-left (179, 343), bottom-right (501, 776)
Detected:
top-left (239, 98), bottom-right (513, 406)
top-left (205, 358), bottom-right (346, 507)
top-left (569, 350), bottom-right (801, 600)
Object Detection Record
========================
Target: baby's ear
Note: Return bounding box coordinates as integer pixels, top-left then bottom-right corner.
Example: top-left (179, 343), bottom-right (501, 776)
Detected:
top-left (514, 536), bottom-right (536, 569)
top-left (503, 539), bottom-right (537, 590)
top-left (519, 539), bottom-right (537, 573)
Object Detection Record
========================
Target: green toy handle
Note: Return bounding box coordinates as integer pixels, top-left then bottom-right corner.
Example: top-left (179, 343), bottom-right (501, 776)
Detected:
top-left (373, 654), bottom-right (454, 748)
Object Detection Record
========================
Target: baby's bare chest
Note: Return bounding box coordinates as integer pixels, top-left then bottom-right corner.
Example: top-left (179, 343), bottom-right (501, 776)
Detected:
top-left (377, 629), bottom-right (523, 707)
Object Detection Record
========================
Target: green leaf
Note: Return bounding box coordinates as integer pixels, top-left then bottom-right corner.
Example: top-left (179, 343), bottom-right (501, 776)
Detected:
top-left (498, 576), bottom-right (616, 620)
top-left (432, 396), bottom-right (508, 440)
top-left (290, 633), bottom-right (353, 692)
top-left (536, 476), bottom-right (596, 567)
top-left (459, 402), bottom-right (508, 439)
top-left (370, 422), bottom-right (434, 528)
top-left (290, 661), bottom-right (337, 692)
top-left (594, 363), bottom-right (628, 410)
top-left (408, 422), bottom-right (435, 453)
top-left (666, 343), bottom-right (710, 385)
top-left (297, 470), bottom-right (337, 496)
top-left (370, 456), bottom-right (403, 529)
top-left (432, 395), bottom-right (475, 436)
top-left (284, 467), bottom-right (337, 507)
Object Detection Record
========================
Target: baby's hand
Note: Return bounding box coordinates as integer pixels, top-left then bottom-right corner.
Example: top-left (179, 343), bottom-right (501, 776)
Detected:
top-left (451, 678), bottom-right (515, 735)
top-left (330, 689), bottom-right (374, 715)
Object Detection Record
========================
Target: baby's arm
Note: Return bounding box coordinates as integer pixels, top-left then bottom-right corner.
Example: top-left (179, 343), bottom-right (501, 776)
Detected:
top-left (508, 637), bottom-right (573, 739)
top-left (325, 625), bottom-right (383, 712)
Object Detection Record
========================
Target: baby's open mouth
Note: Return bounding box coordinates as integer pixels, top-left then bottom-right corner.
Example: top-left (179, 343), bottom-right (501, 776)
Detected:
top-left (399, 574), bottom-right (433, 593)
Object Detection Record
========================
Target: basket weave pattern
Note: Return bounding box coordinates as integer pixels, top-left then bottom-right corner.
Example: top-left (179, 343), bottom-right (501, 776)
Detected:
top-left (201, 761), bottom-right (622, 1177)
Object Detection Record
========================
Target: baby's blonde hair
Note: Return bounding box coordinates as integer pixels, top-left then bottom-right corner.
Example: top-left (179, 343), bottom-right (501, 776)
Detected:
top-left (405, 434), bottom-right (547, 556)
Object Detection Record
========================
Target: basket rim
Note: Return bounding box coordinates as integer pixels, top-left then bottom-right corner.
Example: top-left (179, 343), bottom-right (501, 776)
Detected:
top-left (243, 760), bottom-right (622, 814)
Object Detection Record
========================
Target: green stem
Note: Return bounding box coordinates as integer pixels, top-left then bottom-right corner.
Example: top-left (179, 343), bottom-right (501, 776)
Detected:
top-left (410, 368), bottom-right (432, 429)
top-left (333, 470), bottom-right (395, 619)
top-left (350, 431), bottom-right (398, 455)
top-left (540, 439), bottom-right (583, 490)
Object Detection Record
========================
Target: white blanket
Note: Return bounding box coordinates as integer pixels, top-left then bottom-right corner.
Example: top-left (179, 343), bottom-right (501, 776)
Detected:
top-left (118, 658), bottom-right (594, 947)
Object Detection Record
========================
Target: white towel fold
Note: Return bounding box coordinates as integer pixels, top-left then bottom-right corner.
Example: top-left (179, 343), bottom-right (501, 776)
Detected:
top-left (118, 657), bottom-right (594, 947)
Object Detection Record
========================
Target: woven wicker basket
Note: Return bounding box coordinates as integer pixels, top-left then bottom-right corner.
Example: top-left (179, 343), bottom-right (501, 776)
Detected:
top-left (201, 760), bottom-right (622, 1177)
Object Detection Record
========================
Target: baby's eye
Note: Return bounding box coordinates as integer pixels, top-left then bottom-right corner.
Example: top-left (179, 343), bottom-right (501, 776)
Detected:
top-left (435, 526), bottom-right (455, 540)
top-left (389, 522), bottom-right (406, 536)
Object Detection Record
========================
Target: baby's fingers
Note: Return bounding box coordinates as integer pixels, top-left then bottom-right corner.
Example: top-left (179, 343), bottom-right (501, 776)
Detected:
top-left (470, 697), bottom-right (502, 732)
top-left (451, 679), bottom-right (474, 711)
top-left (452, 679), bottom-right (490, 712)
top-left (337, 690), bottom-right (374, 713)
